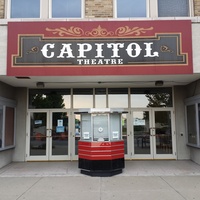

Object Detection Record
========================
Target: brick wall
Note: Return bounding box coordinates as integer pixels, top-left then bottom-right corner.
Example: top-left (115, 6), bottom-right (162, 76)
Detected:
top-left (0, 1), bottom-right (199, 19)
top-left (0, 0), bottom-right (4, 18)
top-left (85, 0), bottom-right (113, 18)
top-left (194, 0), bottom-right (200, 16)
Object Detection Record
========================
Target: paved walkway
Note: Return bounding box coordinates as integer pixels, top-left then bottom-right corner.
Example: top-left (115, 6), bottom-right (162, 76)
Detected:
top-left (0, 160), bottom-right (200, 200)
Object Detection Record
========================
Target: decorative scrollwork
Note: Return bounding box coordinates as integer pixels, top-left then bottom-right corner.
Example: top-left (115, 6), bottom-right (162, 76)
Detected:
top-left (45, 25), bottom-right (153, 37)
top-left (26, 46), bottom-right (39, 54)
top-left (85, 25), bottom-right (114, 37)
top-left (160, 45), bottom-right (173, 53)
top-left (115, 26), bottom-right (154, 36)
top-left (46, 26), bottom-right (84, 37)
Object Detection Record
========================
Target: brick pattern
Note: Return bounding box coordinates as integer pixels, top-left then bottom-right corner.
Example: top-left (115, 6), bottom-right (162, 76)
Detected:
top-left (194, 0), bottom-right (200, 16)
top-left (85, 0), bottom-right (113, 18)
top-left (0, 0), bottom-right (4, 19)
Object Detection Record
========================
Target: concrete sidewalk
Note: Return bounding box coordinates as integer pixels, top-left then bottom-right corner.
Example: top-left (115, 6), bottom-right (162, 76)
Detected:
top-left (0, 160), bottom-right (200, 200)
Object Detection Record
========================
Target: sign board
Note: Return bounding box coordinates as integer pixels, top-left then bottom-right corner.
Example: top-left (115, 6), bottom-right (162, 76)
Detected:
top-left (7, 20), bottom-right (193, 76)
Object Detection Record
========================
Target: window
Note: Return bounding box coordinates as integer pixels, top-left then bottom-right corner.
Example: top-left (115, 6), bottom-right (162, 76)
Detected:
top-left (10, 0), bottom-right (40, 18)
top-left (158, 0), bottom-right (190, 17)
top-left (115, 0), bottom-right (192, 18)
top-left (131, 88), bottom-right (173, 108)
top-left (186, 105), bottom-right (197, 145)
top-left (95, 88), bottom-right (107, 108)
top-left (0, 97), bottom-right (16, 151)
top-left (51, 0), bottom-right (82, 18)
top-left (116, 0), bottom-right (147, 18)
top-left (73, 89), bottom-right (93, 108)
top-left (29, 89), bottom-right (71, 109)
top-left (108, 88), bottom-right (128, 108)
top-left (185, 96), bottom-right (200, 147)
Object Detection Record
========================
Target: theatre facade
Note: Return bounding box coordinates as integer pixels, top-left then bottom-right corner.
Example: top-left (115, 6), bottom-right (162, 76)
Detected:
top-left (1, 0), bottom-right (200, 168)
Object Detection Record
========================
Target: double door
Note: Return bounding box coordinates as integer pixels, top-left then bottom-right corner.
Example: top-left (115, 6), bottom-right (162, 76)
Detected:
top-left (26, 108), bottom-right (176, 161)
top-left (125, 108), bottom-right (176, 159)
top-left (26, 109), bottom-right (80, 161)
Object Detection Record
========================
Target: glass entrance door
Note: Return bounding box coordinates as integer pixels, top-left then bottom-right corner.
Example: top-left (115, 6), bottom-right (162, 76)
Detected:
top-left (50, 110), bottom-right (69, 160)
top-left (28, 111), bottom-right (48, 160)
top-left (27, 109), bottom-right (70, 161)
top-left (131, 109), bottom-right (175, 159)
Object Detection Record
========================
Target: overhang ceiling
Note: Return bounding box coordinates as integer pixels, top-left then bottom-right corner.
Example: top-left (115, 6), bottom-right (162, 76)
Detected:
top-left (0, 74), bottom-right (199, 89)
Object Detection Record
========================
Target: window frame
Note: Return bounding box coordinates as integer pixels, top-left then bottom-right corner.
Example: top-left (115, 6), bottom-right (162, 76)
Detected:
top-left (157, 0), bottom-right (192, 17)
top-left (114, 0), bottom-right (193, 18)
top-left (185, 95), bottom-right (200, 147)
top-left (6, 0), bottom-right (84, 19)
top-left (6, 0), bottom-right (42, 19)
top-left (114, 0), bottom-right (150, 18)
top-left (0, 97), bottom-right (16, 151)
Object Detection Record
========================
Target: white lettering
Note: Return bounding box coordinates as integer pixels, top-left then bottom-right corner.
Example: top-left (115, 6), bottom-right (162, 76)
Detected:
top-left (77, 43), bottom-right (92, 58)
top-left (91, 59), bottom-right (96, 64)
top-left (95, 43), bottom-right (104, 58)
top-left (126, 43), bottom-right (142, 58)
top-left (118, 59), bottom-right (123, 64)
top-left (107, 43), bottom-right (124, 58)
top-left (144, 43), bottom-right (159, 57)
top-left (57, 44), bottom-right (74, 58)
top-left (77, 59), bottom-right (83, 64)
top-left (97, 59), bottom-right (104, 64)
top-left (84, 59), bottom-right (90, 64)
top-left (41, 43), bottom-right (55, 58)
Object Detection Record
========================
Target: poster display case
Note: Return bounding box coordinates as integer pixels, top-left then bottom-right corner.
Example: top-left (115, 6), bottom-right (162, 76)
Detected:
top-left (78, 109), bottom-right (125, 176)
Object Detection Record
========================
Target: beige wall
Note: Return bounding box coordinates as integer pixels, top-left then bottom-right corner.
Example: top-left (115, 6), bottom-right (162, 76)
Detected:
top-left (85, 0), bottom-right (113, 18)
top-left (0, 81), bottom-right (15, 99)
top-left (12, 88), bottom-right (27, 162)
top-left (174, 86), bottom-right (190, 160)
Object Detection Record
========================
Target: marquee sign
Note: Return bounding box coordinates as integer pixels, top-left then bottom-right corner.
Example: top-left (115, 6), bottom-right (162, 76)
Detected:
top-left (7, 20), bottom-right (192, 76)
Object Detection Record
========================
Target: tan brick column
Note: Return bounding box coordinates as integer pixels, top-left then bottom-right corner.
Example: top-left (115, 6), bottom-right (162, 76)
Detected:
top-left (0, 0), bottom-right (4, 19)
top-left (194, 0), bottom-right (200, 16)
top-left (85, 0), bottom-right (113, 18)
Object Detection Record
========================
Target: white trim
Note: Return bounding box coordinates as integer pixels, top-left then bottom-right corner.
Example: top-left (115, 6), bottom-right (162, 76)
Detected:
top-left (5, 0), bottom-right (11, 19)
top-left (189, 0), bottom-right (194, 17)
top-left (113, 0), bottom-right (117, 18)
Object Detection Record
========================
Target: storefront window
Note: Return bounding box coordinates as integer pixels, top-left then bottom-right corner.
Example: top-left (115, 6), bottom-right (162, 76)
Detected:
top-left (158, 0), bottom-right (189, 17)
top-left (116, 0), bottom-right (146, 18)
top-left (73, 88), bottom-right (93, 108)
top-left (0, 98), bottom-right (16, 151)
top-left (5, 107), bottom-right (15, 147)
top-left (29, 89), bottom-right (71, 109)
top-left (186, 105), bottom-right (197, 145)
top-left (51, 0), bottom-right (82, 18)
top-left (108, 88), bottom-right (128, 108)
top-left (11, 0), bottom-right (40, 18)
top-left (0, 106), bottom-right (3, 148)
top-left (131, 88), bottom-right (173, 108)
